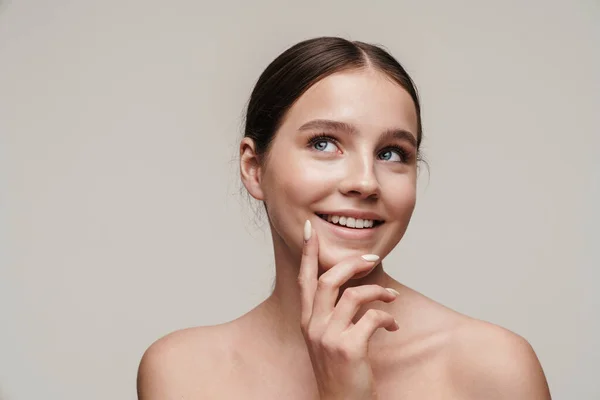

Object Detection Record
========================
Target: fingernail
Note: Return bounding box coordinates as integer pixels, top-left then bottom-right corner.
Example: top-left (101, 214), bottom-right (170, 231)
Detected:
top-left (385, 288), bottom-right (400, 296)
top-left (304, 220), bottom-right (312, 242)
top-left (361, 254), bottom-right (379, 262)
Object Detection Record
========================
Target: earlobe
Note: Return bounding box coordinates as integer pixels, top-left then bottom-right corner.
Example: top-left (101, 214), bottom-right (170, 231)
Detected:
top-left (239, 138), bottom-right (265, 201)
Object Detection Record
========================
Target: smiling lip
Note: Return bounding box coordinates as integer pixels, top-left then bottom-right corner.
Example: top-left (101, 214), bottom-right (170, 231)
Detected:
top-left (315, 215), bottom-right (382, 240)
top-left (314, 210), bottom-right (384, 240)
top-left (315, 209), bottom-right (385, 222)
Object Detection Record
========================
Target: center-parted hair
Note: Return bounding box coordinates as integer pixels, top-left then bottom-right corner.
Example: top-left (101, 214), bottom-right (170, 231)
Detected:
top-left (244, 36), bottom-right (423, 163)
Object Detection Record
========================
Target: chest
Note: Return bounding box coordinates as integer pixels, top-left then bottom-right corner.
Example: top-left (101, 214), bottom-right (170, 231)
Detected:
top-left (216, 352), bottom-right (459, 400)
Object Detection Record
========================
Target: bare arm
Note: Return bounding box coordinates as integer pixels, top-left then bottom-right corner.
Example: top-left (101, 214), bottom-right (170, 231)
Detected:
top-left (137, 329), bottom-right (221, 400)
top-left (136, 337), bottom-right (179, 400)
top-left (452, 322), bottom-right (552, 400)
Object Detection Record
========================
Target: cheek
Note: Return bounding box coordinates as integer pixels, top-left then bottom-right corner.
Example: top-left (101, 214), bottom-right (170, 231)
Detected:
top-left (376, 174), bottom-right (417, 254)
top-left (261, 155), bottom-right (337, 240)
top-left (381, 173), bottom-right (417, 216)
top-left (267, 157), bottom-right (338, 207)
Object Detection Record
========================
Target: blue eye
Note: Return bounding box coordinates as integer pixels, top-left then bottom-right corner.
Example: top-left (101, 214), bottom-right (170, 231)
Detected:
top-left (308, 135), bottom-right (339, 153)
top-left (379, 147), bottom-right (407, 163)
top-left (313, 140), bottom-right (337, 152)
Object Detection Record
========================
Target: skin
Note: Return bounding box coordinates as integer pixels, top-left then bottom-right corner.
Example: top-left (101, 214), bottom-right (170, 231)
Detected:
top-left (137, 68), bottom-right (552, 399)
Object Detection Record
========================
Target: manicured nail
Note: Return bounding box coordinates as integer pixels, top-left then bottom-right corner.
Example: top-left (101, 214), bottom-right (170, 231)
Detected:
top-left (304, 220), bottom-right (312, 242)
top-left (361, 254), bottom-right (380, 262)
top-left (385, 288), bottom-right (400, 296)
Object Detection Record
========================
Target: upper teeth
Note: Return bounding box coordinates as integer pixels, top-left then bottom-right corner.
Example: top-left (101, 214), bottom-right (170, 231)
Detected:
top-left (321, 214), bottom-right (376, 228)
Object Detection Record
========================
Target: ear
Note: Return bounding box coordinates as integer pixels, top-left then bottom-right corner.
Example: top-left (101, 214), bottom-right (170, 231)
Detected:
top-left (240, 137), bottom-right (265, 201)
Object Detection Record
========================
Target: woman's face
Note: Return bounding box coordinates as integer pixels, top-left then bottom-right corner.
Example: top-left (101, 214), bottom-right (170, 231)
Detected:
top-left (255, 68), bottom-right (419, 271)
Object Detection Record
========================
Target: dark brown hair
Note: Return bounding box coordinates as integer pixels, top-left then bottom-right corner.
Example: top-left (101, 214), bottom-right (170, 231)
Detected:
top-left (243, 36), bottom-right (423, 162)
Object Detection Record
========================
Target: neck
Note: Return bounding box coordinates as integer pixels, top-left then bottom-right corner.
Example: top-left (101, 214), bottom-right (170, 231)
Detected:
top-left (259, 229), bottom-right (398, 349)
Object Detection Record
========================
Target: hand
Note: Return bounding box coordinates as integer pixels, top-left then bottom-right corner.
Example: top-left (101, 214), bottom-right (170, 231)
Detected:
top-left (297, 220), bottom-right (400, 400)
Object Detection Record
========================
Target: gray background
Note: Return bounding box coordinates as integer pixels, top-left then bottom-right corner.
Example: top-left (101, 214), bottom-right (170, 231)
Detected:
top-left (1, 1), bottom-right (598, 399)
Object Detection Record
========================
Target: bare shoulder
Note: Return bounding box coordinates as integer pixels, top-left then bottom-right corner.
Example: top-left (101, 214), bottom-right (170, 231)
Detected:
top-left (136, 323), bottom-right (237, 400)
top-left (448, 318), bottom-right (552, 400)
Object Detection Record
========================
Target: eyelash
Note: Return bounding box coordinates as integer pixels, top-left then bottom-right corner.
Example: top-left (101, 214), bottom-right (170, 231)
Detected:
top-left (306, 133), bottom-right (411, 163)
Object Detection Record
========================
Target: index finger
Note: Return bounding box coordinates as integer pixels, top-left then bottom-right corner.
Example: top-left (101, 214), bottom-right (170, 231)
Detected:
top-left (298, 219), bottom-right (319, 327)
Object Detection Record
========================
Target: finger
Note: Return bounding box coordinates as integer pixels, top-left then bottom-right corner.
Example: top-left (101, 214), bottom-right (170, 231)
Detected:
top-left (328, 285), bottom-right (398, 333)
top-left (311, 254), bottom-right (380, 320)
top-left (298, 219), bottom-right (319, 328)
top-left (348, 309), bottom-right (399, 349)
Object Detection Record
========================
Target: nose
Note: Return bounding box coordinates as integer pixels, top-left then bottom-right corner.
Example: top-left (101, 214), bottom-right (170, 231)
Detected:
top-left (338, 153), bottom-right (380, 200)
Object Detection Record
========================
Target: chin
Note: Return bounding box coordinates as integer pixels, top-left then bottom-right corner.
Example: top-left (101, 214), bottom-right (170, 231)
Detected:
top-left (318, 253), bottom-right (378, 281)
top-left (317, 246), bottom-right (375, 273)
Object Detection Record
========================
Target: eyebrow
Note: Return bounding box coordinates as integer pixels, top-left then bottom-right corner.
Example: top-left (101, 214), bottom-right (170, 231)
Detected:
top-left (298, 119), bottom-right (418, 148)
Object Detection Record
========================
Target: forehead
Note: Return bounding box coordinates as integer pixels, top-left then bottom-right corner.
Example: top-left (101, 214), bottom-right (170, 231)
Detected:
top-left (279, 69), bottom-right (419, 137)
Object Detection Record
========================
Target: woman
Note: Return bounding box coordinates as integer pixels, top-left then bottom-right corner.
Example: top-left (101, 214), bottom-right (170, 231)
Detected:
top-left (137, 37), bottom-right (551, 399)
